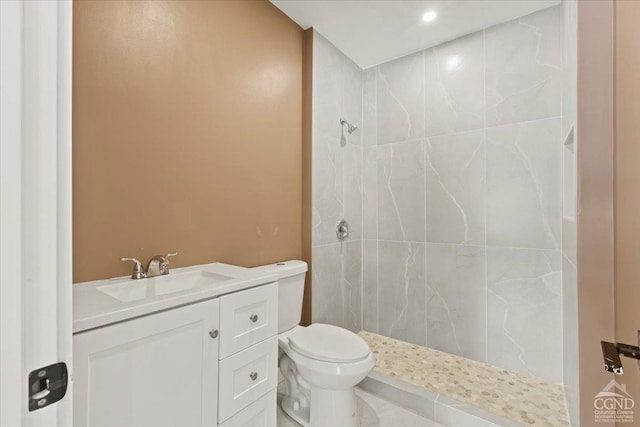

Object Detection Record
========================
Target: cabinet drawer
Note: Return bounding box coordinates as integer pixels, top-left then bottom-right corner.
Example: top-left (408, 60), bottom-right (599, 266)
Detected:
top-left (219, 283), bottom-right (277, 358)
top-left (219, 389), bottom-right (276, 427)
top-left (218, 336), bottom-right (278, 422)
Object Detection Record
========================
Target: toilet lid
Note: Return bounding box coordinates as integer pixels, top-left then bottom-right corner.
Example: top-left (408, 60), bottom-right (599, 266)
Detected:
top-left (288, 324), bottom-right (370, 363)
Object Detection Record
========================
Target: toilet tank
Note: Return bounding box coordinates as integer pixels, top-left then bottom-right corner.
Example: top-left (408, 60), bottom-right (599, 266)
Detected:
top-left (253, 260), bottom-right (307, 334)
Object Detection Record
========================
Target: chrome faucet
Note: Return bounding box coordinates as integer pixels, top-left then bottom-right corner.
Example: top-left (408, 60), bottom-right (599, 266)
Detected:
top-left (121, 252), bottom-right (177, 279)
top-left (145, 252), bottom-right (178, 277)
top-left (121, 257), bottom-right (146, 280)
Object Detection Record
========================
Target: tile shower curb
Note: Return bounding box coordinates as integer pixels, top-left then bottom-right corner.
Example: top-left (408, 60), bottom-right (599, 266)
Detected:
top-left (360, 372), bottom-right (522, 427)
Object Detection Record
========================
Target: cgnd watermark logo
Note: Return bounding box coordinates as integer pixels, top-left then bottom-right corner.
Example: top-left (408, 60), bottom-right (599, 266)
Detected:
top-left (593, 380), bottom-right (635, 423)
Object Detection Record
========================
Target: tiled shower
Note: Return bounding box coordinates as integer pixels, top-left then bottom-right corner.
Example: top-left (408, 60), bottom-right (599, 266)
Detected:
top-left (311, 2), bottom-right (577, 423)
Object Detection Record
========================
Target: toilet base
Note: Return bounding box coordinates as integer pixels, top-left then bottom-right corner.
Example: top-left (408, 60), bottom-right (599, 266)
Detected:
top-left (281, 387), bottom-right (358, 427)
top-left (280, 394), bottom-right (310, 426)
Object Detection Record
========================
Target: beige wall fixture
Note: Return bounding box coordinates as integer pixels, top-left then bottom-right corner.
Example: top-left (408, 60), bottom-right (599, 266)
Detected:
top-left (73, 1), bottom-right (308, 287)
top-left (614, 0), bottom-right (640, 407)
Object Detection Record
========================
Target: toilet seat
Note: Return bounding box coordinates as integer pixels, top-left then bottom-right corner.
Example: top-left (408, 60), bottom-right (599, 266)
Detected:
top-left (287, 324), bottom-right (370, 363)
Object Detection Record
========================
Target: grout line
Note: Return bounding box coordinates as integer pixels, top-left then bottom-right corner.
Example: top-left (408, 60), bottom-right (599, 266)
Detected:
top-left (559, 36), bottom-right (566, 386)
top-left (374, 115), bottom-right (563, 147)
top-left (376, 137), bottom-right (428, 146)
top-left (484, 115), bottom-right (563, 131)
top-left (483, 28), bottom-right (489, 364)
top-left (423, 49), bottom-right (429, 347)
top-left (428, 127), bottom-right (486, 141)
top-left (340, 50), bottom-right (346, 244)
top-left (360, 66), bottom-right (364, 332)
top-left (374, 66), bottom-right (380, 334)
top-left (311, 241), bottom-right (344, 249)
top-left (363, 239), bottom-right (562, 254)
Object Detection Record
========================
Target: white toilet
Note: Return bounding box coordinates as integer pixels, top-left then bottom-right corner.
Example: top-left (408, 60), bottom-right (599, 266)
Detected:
top-left (254, 260), bottom-right (374, 427)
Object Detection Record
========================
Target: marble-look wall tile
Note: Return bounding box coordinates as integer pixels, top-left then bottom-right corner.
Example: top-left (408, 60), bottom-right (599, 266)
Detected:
top-left (427, 244), bottom-right (487, 361)
top-left (377, 52), bottom-right (425, 144)
top-left (425, 32), bottom-right (485, 137)
top-left (426, 130), bottom-right (485, 245)
top-left (562, 141), bottom-right (576, 220)
top-left (377, 141), bottom-right (426, 242)
top-left (562, 255), bottom-right (579, 426)
top-left (344, 57), bottom-right (363, 146)
top-left (312, 134), bottom-right (343, 246)
top-left (486, 117), bottom-right (561, 249)
top-left (362, 240), bottom-right (378, 333)
top-left (485, 6), bottom-right (561, 127)
top-left (562, 217), bottom-right (576, 267)
top-left (344, 241), bottom-right (362, 332)
top-left (561, 3), bottom-right (579, 423)
top-left (312, 243), bottom-right (344, 327)
top-left (312, 31), bottom-right (344, 143)
top-left (363, 68), bottom-right (377, 146)
top-left (312, 30), bottom-right (363, 246)
top-left (487, 247), bottom-right (562, 383)
top-left (561, 0), bottom-right (577, 141)
top-left (312, 32), bottom-right (345, 247)
top-left (312, 6), bottom-right (568, 390)
top-left (312, 32), bottom-right (363, 332)
top-left (344, 143), bottom-right (362, 240)
top-left (378, 241), bottom-right (427, 346)
top-left (363, 147), bottom-right (378, 240)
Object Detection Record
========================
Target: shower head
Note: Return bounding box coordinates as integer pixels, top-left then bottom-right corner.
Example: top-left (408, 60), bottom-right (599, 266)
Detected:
top-left (340, 118), bottom-right (358, 134)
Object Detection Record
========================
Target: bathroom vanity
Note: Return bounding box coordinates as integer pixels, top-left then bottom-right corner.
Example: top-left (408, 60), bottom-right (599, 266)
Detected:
top-left (73, 263), bottom-right (279, 427)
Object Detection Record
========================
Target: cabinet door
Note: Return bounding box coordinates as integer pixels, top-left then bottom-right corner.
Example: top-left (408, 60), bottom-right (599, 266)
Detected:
top-left (73, 298), bottom-right (219, 427)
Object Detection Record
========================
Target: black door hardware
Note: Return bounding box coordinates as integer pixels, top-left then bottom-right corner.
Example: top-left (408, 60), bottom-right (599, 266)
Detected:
top-left (601, 330), bottom-right (640, 375)
top-left (28, 362), bottom-right (68, 411)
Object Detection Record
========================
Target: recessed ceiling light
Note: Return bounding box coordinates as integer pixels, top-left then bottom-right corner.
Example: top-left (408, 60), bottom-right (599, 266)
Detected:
top-left (422, 10), bottom-right (437, 22)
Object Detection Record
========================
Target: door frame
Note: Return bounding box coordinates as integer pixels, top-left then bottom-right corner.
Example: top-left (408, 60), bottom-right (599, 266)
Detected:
top-left (0, 1), bottom-right (73, 426)
top-left (576, 1), bottom-right (616, 426)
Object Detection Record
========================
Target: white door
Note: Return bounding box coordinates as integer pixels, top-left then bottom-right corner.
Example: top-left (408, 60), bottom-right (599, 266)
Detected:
top-left (0, 1), bottom-right (73, 426)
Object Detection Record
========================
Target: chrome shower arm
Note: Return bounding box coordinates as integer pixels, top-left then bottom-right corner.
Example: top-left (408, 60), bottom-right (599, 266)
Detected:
top-left (340, 118), bottom-right (358, 134)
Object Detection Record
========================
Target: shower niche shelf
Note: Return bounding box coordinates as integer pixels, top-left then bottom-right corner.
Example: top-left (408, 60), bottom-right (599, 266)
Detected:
top-left (563, 126), bottom-right (576, 221)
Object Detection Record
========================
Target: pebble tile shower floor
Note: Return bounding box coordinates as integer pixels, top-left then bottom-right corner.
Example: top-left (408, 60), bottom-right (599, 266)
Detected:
top-left (359, 331), bottom-right (570, 426)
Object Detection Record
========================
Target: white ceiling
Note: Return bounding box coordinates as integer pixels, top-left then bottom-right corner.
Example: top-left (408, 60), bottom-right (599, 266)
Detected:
top-left (270, 0), bottom-right (560, 69)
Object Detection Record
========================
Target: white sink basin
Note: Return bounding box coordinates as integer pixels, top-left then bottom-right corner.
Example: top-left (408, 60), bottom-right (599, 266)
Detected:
top-left (97, 270), bottom-right (233, 302)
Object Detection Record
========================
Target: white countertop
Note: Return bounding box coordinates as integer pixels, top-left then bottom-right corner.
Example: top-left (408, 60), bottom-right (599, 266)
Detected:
top-left (73, 263), bottom-right (277, 334)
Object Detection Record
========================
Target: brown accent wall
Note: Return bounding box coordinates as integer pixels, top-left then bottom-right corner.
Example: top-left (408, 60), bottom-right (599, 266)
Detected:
top-left (614, 0), bottom-right (640, 407)
top-left (577, 1), bottom-right (616, 426)
top-left (300, 29), bottom-right (313, 326)
top-left (73, 0), bottom-right (307, 283)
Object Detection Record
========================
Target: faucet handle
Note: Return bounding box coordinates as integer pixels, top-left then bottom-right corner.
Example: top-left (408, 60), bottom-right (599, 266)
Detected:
top-left (162, 252), bottom-right (177, 274)
top-left (121, 257), bottom-right (146, 279)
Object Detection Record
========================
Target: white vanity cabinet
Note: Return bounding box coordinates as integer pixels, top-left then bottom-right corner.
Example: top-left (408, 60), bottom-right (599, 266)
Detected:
top-left (74, 297), bottom-right (220, 427)
top-left (74, 280), bottom-right (279, 427)
top-left (218, 283), bottom-right (278, 423)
